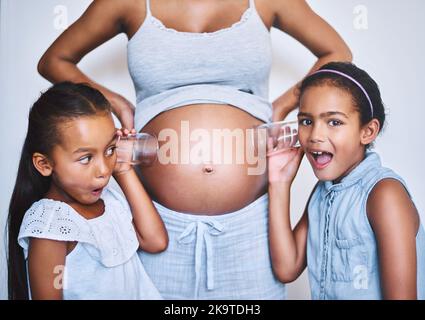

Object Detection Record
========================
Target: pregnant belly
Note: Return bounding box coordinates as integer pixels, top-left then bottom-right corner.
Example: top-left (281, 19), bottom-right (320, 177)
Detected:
top-left (138, 104), bottom-right (268, 215)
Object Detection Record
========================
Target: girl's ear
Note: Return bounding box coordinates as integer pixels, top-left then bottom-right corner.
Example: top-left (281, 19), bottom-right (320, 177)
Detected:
top-left (360, 119), bottom-right (380, 146)
top-left (32, 152), bottom-right (53, 176)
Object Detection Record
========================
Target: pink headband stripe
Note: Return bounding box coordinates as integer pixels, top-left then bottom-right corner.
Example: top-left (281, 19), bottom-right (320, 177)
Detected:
top-left (311, 69), bottom-right (374, 117)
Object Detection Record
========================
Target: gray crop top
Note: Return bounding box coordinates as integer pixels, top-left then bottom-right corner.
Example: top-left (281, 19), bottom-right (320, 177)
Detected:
top-left (127, 0), bottom-right (273, 131)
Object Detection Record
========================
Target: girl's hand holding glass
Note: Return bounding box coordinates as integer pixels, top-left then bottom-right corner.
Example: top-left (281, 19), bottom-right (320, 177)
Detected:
top-left (262, 120), bottom-right (300, 153)
top-left (260, 121), bottom-right (303, 184)
top-left (251, 120), bottom-right (300, 158)
top-left (114, 129), bottom-right (159, 175)
top-left (267, 145), bottom-right (304, 184)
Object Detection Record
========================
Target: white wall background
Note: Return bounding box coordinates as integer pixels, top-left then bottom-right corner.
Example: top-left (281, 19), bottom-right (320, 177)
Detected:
top-left (1, 0), bottom-right (424, 300)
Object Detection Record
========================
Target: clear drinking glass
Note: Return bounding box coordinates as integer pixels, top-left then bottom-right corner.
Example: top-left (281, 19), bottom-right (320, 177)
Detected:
top-left (116, 133), bottom-right (159, 166)
top-left (251, 120), bottom-right (300, 157)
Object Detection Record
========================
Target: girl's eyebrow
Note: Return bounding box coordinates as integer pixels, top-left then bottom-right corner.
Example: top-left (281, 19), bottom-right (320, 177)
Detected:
top-left (73, 132), bottom-right (118, 154)
top-left (297, 111), bottom-right (348, 118)
top-left (321, 111), bottom-right (349, 118)
top-left (297, 112), bottom-right (311, 118)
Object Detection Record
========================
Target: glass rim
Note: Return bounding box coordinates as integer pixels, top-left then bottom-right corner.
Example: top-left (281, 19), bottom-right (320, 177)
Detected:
top-left (117, 132), bottom-right (159, 151)
top-left (256, 120), bottom-right (298, 129)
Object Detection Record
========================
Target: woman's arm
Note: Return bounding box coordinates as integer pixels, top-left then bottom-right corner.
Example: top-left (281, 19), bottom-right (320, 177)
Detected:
top-left (27, 238), bottom-right (67, 300)
top-left (114, 169), bottom-right (168, 253)
top-left (367, 179), bottom-right (420, 299)
top-left (37, 0), bottom-right (135, 129)
top-left (270, 0), bottom-right (353, 121)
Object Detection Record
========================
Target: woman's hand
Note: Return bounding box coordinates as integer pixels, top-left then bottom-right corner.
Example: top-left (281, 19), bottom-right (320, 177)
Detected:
top-left (113, 128), bottom-right (137, 176)
top-left (267, 139), bottom-right (304, 185)
top-left (272, 85), bottom-right (300, 122)
top-left (108, 94), bottom-right (136, 131)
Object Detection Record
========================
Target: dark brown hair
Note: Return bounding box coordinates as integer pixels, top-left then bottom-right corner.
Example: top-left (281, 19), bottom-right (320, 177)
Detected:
top-left (300, 61), bottom-right (386, 134)
top-left (7, 82), bottom-right (111, 299)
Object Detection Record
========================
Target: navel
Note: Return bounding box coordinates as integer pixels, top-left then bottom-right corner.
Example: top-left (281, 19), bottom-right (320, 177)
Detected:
top-left (202, 164), bottom-right (215, 175)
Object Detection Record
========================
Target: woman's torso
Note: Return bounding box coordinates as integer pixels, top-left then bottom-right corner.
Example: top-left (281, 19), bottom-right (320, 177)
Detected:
top-left (140, 104), bottom-right (268, 214)
top-left (124, 0), bottom-right (275, 39)
top-left (125, 0), bottom-right (276, 214)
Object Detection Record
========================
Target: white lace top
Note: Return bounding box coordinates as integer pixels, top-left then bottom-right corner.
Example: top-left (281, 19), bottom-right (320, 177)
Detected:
top-left (18, 187), bottom-right (162, 300)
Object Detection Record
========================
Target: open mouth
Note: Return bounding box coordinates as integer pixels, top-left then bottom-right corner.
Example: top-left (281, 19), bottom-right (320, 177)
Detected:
top-left (310, 151), bottom-right (333, 169)
top-left (91, 187), bottom-right (104, 196)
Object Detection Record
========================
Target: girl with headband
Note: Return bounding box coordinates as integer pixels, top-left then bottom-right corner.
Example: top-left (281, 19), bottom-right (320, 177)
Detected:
top-left (267, 62), bottom-right (425, 299)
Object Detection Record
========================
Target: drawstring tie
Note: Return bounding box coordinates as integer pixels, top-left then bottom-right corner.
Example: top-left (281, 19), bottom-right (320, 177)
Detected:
top-left (177, 220), bottom-right (225, 298)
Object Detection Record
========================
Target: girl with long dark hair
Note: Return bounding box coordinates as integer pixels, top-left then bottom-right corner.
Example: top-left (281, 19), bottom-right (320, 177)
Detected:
top-left (8, 82), bottom-right (167, 299)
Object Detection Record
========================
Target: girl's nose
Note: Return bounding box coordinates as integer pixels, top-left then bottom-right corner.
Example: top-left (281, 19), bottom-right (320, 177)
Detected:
top-left (309, 124), bottom-right (326, 143)
top-left (95, 158), bottom-right (110, 179)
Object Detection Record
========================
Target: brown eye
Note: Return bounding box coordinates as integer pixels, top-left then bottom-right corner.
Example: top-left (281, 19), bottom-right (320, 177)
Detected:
top-left (79, 155), bottom-right (92, 164)
top-left (106, 146), bottom-right (116, 156)
top-left (329, 119), bottom-right (343, 127)
top-left (299, 119), bottom-right (312, 126)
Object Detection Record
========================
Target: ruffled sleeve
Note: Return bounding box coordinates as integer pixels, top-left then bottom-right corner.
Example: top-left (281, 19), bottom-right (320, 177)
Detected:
top-left (18, 191), bottom-right (139, 267)
top-left (18, 199), bottom-right (95, 259)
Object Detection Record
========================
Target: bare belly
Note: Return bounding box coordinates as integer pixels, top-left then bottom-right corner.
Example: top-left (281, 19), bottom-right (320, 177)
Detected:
top-left (138, 104), bottom-right (268, 215)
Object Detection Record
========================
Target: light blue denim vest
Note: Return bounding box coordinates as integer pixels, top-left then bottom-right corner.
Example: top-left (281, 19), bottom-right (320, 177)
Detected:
top-left (307, 152), bottom-right (425, 299)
